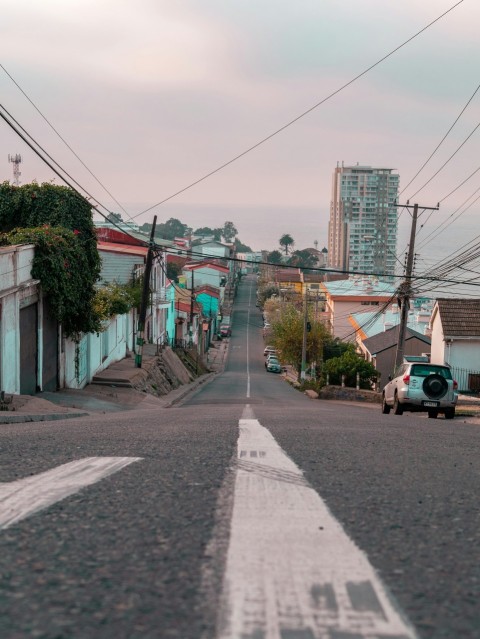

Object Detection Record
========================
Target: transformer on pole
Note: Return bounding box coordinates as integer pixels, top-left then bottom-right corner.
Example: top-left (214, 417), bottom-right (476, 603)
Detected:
top-left (8, 154), bottom-right (22, 186)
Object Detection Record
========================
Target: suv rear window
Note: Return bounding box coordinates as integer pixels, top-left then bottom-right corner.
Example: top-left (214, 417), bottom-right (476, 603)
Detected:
top-left (410, 364), bottom-right (452, 379)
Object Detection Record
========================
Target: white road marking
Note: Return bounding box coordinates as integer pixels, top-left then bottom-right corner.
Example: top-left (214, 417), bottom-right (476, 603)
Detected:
top-left (218, 412), bottom-right (417, 639)
top-left (0, 457), bottom-right (142, 530)
top-left (246, 279), bottom-right (252, 399)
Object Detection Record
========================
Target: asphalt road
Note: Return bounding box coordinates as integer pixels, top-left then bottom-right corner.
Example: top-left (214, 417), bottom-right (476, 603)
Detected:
top-left (0, 275), bottom-right (479, 638)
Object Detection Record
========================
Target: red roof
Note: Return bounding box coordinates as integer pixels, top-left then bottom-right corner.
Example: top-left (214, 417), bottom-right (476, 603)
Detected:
top-left (176, 300), bottom-right (201, 314)
top-left (195, 284), bottom-right (220, 298)
top-left (183, 261), bottom-right (229, 273)
top-left (97, 241), bottom-right (147, 257)
top-left (96, 228), bottom-right (146, 246)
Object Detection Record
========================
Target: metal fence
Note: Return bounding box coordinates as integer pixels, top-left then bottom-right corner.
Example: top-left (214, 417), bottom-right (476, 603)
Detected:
top-left (449, 366), bottom-right (480, 393)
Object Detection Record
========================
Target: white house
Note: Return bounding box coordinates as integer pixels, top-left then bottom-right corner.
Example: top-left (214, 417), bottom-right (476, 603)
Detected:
top-left (62, 236), bottom-right (170, 390)
top-left (0, 244), bottom-right (48, 395)
top-left (429, 298), bottom-right (480, 392)
top-left (182, 261), bottom-right (229, 300)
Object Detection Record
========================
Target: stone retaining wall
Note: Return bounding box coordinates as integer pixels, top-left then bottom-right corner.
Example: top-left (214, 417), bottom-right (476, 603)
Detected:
top-left (317, 385), bottom-right (381, 404)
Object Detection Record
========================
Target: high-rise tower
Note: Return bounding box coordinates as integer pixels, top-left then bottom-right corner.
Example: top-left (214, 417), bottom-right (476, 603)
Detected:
top-left (328, 163), bottom-right (399, 277)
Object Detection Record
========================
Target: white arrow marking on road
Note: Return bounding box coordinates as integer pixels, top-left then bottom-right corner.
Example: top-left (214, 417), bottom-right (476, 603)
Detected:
top-left (218, 412), bottom-right (417, 639)
top-left (0, 457), bottom-right (142, 530)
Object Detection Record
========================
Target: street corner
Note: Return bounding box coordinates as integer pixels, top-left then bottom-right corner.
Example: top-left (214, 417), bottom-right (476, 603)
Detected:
top-left (0, 393), bottom-right (90, 424)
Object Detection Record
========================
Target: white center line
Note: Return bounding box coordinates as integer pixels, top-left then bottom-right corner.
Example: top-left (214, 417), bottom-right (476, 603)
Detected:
top-left (218, 413), bottom-right (417, 639)
top-left (246, 278), bottom-right (253, 399)
top-left (0, 457), bottom-right (142, 530)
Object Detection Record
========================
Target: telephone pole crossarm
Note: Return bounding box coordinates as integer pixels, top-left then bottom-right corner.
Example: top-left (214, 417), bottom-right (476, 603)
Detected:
top-left (393, 202), bottom-right (438, 371)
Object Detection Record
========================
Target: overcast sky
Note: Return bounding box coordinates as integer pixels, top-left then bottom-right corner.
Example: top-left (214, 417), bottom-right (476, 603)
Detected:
top-left (1, 0), bottom-right (479, 276)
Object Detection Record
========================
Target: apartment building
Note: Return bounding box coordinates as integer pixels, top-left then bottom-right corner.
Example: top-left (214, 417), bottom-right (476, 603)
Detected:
top-left (328, 164), bottom-right (399, 276)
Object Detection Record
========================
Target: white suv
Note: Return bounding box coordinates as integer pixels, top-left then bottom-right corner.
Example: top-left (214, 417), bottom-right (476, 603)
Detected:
top-left (382, 362), bottom-right (458, 419)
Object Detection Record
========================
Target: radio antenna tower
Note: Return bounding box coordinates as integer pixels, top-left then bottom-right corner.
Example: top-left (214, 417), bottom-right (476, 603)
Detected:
top-left (8, 154), bottom-right (22, 186)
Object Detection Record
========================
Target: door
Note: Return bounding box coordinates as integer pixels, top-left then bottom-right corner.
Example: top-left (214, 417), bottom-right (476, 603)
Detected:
top-left (20, 304), bottom-right (38, 395)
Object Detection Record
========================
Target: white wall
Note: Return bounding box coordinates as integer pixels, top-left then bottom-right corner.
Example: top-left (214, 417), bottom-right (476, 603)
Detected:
top-left (429, 313), bottom-right (446, 364)
top-left (62, 314), bottom-right (131, 389)
top-left (0, 245), bottom-right (37, 394)
top-left (445, 339), bottom-right (480, 371)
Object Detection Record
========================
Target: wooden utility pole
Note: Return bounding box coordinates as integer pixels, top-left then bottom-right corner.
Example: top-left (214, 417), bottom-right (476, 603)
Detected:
top-left (135, 216), bottom-right (157, 368)
top-left (393, 202), bottom-right (438, 371)
top-left (300, 292), bottom-right (308, 381)
top-left (189, 267), bottom-right (195, 347)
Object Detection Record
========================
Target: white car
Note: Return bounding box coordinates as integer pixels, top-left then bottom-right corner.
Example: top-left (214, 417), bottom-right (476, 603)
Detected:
top-left (382, 362), bottom-right (458, 419)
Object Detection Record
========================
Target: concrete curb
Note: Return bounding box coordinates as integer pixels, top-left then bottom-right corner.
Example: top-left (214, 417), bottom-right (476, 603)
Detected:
top-left (0, 411), bottom-right (90, 424)
top-left (162, 372), bottom-right (216, 407)
top-left (0, 339), bottom-right (230, 423)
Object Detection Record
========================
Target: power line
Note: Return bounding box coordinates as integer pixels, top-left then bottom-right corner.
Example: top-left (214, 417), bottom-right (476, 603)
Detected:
top-left (407, 120), bottom-right (480, 201)
top-left (0, 63), bottom-right (132, 220)
top-left (400, 81), bottom-right (480, 196)
top-left (132, 0), bottom-right (466, 218)
top-left (0, 104), bottom-right (145, 247)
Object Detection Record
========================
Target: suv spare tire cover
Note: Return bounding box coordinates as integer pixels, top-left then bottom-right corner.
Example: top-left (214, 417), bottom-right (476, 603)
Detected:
top-left (423, 374), bottom-right (448, 399)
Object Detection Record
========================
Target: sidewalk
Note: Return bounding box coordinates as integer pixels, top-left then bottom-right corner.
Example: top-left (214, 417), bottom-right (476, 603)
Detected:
top-left (0, 339), bottom-right (230, 424)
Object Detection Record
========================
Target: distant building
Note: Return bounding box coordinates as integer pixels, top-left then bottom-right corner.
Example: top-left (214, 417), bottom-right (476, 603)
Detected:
top-left (328, 164), bottom-right (399, 276)
top-left (320, 277), bottom-right (397, 341)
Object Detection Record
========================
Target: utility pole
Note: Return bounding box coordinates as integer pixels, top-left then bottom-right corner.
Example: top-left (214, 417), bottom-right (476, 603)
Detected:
top-left (393, 202), bottom-right (438, 371)
top-left (190, 267), bottom-right (195, 347)
top-left (135, 216), bottom-right (157, 368)
top-left (300, 291), bottom-right (308, 381)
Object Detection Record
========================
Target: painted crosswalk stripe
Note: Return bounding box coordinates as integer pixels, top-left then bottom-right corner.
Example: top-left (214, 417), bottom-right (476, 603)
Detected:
top-left (0, 457), bottom-right (142, 530)
top-left (218, 410), bottom-right (417, 639)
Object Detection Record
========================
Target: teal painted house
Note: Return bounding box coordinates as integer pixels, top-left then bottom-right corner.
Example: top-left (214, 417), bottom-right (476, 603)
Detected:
top-left (195, 285), bottom-right (220, 348)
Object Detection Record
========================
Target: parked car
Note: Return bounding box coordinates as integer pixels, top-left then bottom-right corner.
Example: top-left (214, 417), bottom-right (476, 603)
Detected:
top-left (266, 359), bottom-right (282, 373)
top-left (382, 362), bottom-right (458, 419)
top-left (263, 346), bottom-right (277, 356)
top-left (265, 355), bottom-right (280, 368)
top-left (220, 324), bottom-right (231, 337)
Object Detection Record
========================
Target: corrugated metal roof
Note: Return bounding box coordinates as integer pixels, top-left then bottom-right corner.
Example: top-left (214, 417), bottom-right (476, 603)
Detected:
top-left (98, 241), bottom-right (147, 257)
top-left (322, 278), bottom-right (396, 297)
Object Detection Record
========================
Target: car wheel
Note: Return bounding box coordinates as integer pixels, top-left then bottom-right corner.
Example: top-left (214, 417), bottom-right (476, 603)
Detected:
top-left (381, 395), bottom-right (391, 414)
top-left (393, 393), bottom-right (403, 415)
top-left (444, 408), bottom-right (455, 420)
top-left (428, 410), bottom-right (439, 419)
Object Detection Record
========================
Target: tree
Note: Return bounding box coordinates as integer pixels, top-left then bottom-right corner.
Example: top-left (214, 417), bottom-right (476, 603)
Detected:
top-left (221, 221), bottom-right (237, 243)
top-left (257, 284), bottom-right (280, 306)
top-left (194, 226), bottom-right (222, 240)
top-left (139, 222), bottom-right (152, 234)
top-left (270, 303), bottom-right (330, 375)
top-left (156, 218), bottom-right (188, 240)
top-left (288, 249), bottom-right (317, 270)
top-left (323, 338), bottom-right (350, 362)
top-left (267, 250), bottom-right (283, 264)
top-left (234, 237), bottom-right (252, 252)
top-left (166, 261), bottom-right (182, 283)
top-left (279, 233), bottom-right (294, 255)
top-left (107, 212), bottom-right (123, 223)
top-left (323, 344), bottom-right (378, 389)
top-left (0, 182), bottom-right (101, 338)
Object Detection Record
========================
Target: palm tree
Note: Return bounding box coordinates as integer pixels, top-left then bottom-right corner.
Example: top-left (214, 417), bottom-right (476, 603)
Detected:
top-left (279, 234), bottom-right (294, 255)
